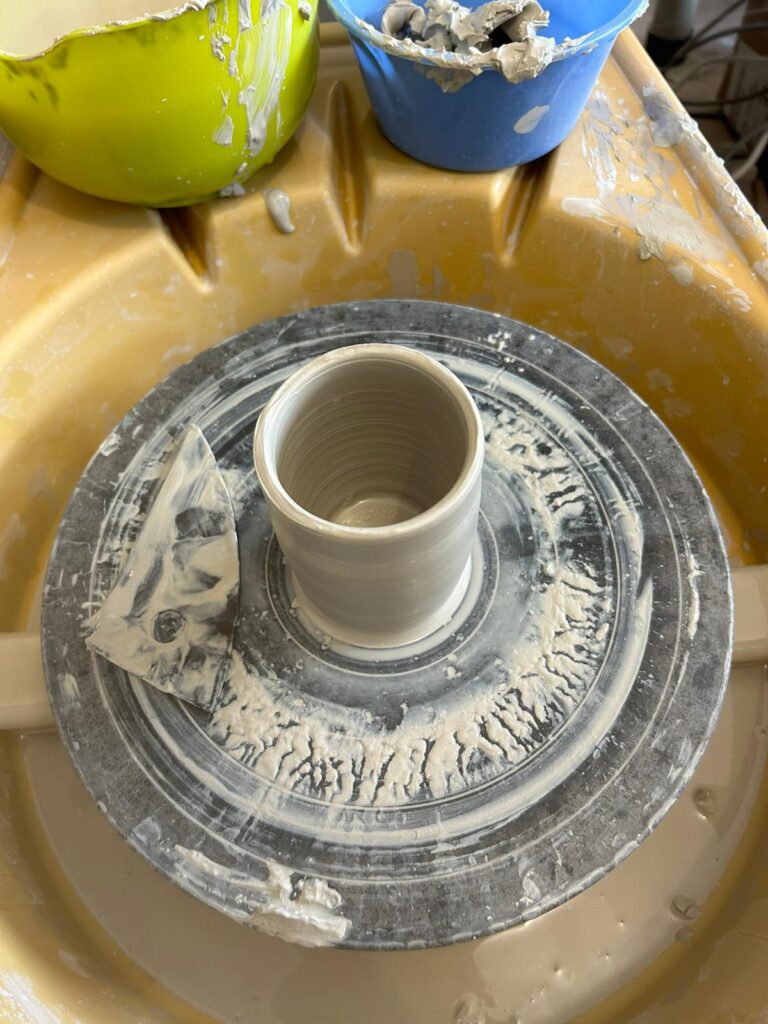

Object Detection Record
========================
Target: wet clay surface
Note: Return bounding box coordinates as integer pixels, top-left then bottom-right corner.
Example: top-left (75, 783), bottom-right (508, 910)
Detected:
top-left (254, 344), bottom-right (483, 647)
top-left (86, 424), bottom-right (239, 711)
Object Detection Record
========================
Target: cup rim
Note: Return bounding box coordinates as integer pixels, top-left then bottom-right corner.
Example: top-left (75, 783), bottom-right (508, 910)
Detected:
top-left (253, 343), bottom-right (484, 542)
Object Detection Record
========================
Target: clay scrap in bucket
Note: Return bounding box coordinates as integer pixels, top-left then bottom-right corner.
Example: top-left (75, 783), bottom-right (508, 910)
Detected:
top-left (381, 0), bottom-right (553, 91)
top-left (86, 424), bottom-right (239, 712)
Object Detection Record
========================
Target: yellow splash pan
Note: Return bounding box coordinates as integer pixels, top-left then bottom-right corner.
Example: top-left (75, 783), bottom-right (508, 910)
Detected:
top-left (0, 0), bottom-right (319, 206)
top-left (0, 22), bottom-right (766, 1024)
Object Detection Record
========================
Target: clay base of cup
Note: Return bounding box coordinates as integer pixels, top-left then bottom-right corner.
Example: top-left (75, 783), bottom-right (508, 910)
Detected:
top-left (287, 553), bottom-right (474, 649)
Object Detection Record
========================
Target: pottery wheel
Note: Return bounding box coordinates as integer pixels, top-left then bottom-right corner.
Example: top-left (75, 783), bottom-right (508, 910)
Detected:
top-left (42, 300), bottom-right (731, 950)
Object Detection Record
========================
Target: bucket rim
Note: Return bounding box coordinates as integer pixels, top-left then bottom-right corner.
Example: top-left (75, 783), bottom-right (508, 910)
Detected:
top-left (325, 0), bottom-right (649, 77)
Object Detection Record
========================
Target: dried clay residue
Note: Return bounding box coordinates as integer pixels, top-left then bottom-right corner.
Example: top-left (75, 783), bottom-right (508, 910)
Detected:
top-left (173, 845), bottom-right (350, 947)
top-left (686, 547), bottom-right (702, 640)
top-left (0, 971), bottom-right (65, 1024)
top-left (642, 85), bottom-right (696, 148)
top-left (370, 0), bottom-right (586, 92)
top-left (561, 86), bottom-right (765, 310)
top-left (561, 90), bottom-right (727, 263)
top-left (643, 83), bottom-right (765, 244)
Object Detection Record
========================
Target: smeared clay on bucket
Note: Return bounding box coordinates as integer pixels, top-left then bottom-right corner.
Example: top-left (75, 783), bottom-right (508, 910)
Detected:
top-left (212, 115), bottom-right (235, 147)
top-left (220, 161), bottom-right (250, 198)
top-left (220, 181), bottom-right (247, 198)
top-left (263, 188), bottom-right (295, 233)
top-left (514, 103), bottom-right (549, 134)
top-left (237, 0), bottom-right (292, 157)
top-left (86, 424), bottom-right (239, 711)
top-left (173, 845), bottom-right (350, 946)
top-left (370, 0), bottom-right (587, 92)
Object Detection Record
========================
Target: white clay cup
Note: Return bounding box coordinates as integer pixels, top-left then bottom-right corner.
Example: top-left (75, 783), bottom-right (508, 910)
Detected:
top-left (253, 344), bottom-right (484, 648)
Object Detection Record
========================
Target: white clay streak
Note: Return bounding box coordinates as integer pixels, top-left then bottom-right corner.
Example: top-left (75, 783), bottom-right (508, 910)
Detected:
top-left (212, 115), bottom-right (235, 147)
top-left (173, 845), bottom-right (351, 946)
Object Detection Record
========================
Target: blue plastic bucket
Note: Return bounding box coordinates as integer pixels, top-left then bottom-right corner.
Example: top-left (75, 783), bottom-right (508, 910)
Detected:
top-left (326, 0), bottom-right (648, 170)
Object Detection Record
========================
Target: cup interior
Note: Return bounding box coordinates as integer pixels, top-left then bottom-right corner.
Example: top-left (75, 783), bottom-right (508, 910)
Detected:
top-left (272, 352), bottom-right (474, 529)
